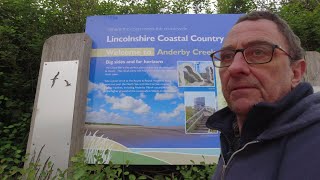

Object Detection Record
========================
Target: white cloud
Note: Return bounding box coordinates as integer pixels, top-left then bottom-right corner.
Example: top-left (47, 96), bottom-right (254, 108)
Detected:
top-left (105, 95), bottom-right (151, 114)
top-left (171, 101), bottom-right (177, 104)
top-left (139, 93), bottom-right (146, 99)
top-left (96, 90), bottom-right (104, 98)
top-left (146, 69), bottom-right (177, 81)
top-left (159, 104), bottom-right (185, 119)
top-left (85, 109), bottom-right (131, 124)
top-left (88, 81), bottom-right (110, 93)
top-left (154, 84), bottom-right (184, 100)
top-left (165, 84), bottom-right (178, 92)
top-left (155, 93), bottom-right (175, 100)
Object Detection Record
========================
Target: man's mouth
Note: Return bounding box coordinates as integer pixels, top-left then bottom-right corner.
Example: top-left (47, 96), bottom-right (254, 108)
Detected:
top-left (231, 85), bottom-right (255, 91)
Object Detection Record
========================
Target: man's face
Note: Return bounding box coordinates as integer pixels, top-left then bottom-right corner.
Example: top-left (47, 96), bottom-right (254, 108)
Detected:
top-left (220, 19), bottom-right (303, 117)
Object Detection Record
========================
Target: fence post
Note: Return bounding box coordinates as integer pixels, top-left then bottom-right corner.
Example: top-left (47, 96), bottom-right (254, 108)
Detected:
top-left (25, 33), bottom-right (92, 172)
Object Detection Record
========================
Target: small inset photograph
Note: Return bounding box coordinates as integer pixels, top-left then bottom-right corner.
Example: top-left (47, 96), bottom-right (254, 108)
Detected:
top-left (177, 61), bottom-right (214, 87)
top-left (184, 91), bottom-right (218, 134)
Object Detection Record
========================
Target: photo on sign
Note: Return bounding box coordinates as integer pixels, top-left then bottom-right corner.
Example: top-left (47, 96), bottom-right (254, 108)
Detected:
top-left (184, 91), bottom-right (218, 134)
top-left (177, 61), bottom-right (214, 87)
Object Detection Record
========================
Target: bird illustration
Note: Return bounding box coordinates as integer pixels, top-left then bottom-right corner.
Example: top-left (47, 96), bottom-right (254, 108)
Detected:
top-left (64, 80), bottom-right (71, 87)
top-left (51, 71), bottom-right (60, 88)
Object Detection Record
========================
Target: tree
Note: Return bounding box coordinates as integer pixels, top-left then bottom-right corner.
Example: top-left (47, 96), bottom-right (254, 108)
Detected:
top-left (0, 0), bottom-right (44, 174)
top-left (278, 0), bottom-right (320, 52)
top-left (214, 0), bottom-right (320, 53)
top-left (216, 0), bottom-right (256, 13)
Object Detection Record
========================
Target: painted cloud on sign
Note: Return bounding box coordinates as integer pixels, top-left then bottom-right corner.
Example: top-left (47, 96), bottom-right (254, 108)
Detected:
top-left (159, 103), bottom-right (184, 119)
top-left (155, 84), bottom-right (183, 100)
top-left (146, 69), bottom-right (177, 81)
top-left (105, 95), bottom-right (151, 114)
top-left (86, 109), bottom-right (133, 124)
top-left (88, 81), bottom-right (110, 93)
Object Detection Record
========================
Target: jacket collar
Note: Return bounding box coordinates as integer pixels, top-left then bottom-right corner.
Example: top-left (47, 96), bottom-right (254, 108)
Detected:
top-left (206, 82), bottom-right (314, 144)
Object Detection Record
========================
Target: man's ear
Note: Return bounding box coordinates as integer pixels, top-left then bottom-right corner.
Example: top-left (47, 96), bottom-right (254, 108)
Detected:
top-left (291, 59), bottom-right (306, 88)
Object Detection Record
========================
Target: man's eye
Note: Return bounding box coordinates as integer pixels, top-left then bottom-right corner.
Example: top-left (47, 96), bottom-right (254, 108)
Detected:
top-left (221, 53), bottom-right (234, 61)
top-left (247, 44), bottom-right (272, 57)
top-left (252, 49), bottom-right (265, 56)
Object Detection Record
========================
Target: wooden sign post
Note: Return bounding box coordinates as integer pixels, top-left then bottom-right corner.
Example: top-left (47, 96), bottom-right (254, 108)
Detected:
top-left (26, 33), bottom-right (92, 171)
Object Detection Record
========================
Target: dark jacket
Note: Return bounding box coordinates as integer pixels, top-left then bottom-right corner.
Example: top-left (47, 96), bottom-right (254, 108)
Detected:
top-left (206, 82), bottom-right (320, 180)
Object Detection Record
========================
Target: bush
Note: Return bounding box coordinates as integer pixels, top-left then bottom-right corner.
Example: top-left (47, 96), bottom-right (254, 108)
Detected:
top-left (0, 150), bottom-right (216, 179)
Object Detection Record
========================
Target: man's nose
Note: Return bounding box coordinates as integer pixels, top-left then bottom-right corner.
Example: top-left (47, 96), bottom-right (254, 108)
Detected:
top-left (227, 52), bottom-right (250, 75)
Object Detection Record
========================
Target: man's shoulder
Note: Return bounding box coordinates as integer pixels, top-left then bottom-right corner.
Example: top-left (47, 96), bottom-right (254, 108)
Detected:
top-left (284, 117), bottom-right (320, 151)
top-left (259, 92), bottom-right (320, 140)
top-left (278, 118), bottom-right (320, 179)
top-left (295, 91), bottom-right (320, 122)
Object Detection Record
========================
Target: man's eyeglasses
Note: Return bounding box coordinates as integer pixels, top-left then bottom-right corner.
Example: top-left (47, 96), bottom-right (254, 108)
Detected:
top-left (210, 43), bottom-right (292, 68)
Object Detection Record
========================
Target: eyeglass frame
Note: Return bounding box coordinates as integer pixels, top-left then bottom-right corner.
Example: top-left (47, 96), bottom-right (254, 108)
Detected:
top-left (210, 43), bottom-right (292, 68)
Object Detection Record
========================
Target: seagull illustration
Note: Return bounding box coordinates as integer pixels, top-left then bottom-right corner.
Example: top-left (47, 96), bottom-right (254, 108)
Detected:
top-left (51, 71), bottom-right (60, 88)
top-left (64, 80), bottom-right (71, 87)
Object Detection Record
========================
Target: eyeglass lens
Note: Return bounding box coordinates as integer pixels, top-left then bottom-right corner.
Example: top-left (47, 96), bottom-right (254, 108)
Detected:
top-left (212, 44), bottom-right (274, 67)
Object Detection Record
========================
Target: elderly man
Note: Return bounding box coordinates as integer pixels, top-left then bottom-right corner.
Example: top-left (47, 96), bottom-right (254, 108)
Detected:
top-left (206, 11), bottom-right (320, 180)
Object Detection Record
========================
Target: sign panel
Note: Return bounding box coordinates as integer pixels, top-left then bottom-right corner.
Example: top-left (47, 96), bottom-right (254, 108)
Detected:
top-left (84, 14), bottom-right (241, 164)
top-left (30, 60), bottom-right (79, 170)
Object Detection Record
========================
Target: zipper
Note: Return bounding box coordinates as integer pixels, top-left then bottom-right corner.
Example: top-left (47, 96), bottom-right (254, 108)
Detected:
top-left (220, 140), bottom-right (260, 180)
top-left (219, 133), bottom-right (230, 180)
top-left (221, 164), bottom-right (227, 180)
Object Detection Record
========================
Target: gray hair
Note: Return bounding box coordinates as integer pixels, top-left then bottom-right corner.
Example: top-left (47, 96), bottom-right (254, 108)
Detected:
top-left (236, 11), bottom-right (304, 61)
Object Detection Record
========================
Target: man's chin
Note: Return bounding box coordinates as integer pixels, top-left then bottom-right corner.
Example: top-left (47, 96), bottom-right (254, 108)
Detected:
top-left (229, 100), bottom-right (255, 116)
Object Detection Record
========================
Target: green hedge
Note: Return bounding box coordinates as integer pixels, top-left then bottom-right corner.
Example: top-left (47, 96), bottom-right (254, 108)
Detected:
top-left (0, 150), bottom-right (216, 179)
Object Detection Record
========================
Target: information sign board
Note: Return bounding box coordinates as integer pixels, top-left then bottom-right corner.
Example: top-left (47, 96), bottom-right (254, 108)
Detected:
top-left (85, 14), bottom-right (241, 164)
